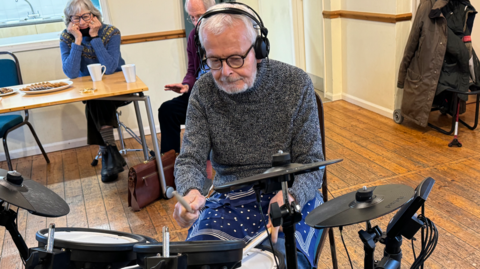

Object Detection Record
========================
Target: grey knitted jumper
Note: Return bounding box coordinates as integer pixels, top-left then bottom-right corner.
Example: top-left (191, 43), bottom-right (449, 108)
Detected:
top-left (174, 59), bottom-right (324, 209)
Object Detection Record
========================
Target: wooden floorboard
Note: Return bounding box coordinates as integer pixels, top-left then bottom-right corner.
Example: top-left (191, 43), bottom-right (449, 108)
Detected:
top-left (1, 99), bottom-right (480, 268)
top-left (62, 149), bottom-right (88, 228)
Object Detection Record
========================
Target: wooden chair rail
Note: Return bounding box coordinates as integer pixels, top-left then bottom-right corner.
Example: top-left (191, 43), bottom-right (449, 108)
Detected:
top-left (323, 10), bottom-right (412, 23)
top-left (121, 29), bottom-right (186, 45)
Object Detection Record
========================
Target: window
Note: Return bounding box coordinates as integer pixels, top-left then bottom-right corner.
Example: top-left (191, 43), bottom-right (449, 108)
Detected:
top-left (0, 0), bottom-right (107, 52)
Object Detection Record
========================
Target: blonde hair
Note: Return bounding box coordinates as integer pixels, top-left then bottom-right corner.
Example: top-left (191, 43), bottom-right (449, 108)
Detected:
top-left (63, 0), bottom-right (102, 27)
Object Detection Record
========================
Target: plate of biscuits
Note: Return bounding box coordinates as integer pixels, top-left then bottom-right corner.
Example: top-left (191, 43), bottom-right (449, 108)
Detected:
top-left (17, 81), bottom-right (73, 95)
top-left (0, 87), bottom-right (17, 97)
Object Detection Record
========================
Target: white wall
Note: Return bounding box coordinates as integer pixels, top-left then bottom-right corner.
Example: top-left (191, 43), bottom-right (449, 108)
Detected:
top-left (342, 20), bottom-right (397, 112)
top-left (238, 0), bottom-right (259, 14)
top-left (323, 0), bottom-right (413, 116)
top-left (323, 12), bottom-right (344, 101)
top-left (471, 0), bottom-right (480, 53)
top-left (257, 0), bottom-right (296, 66)
top-left (239, 0), bottom-right (323, 89)
top-left (303, 0), bottom-right (324, 91)
top-left (237, 0), bottom-right (296, 66)
top-left (1, 0), bottom-right (187, 160)
top-left (107, 0), bottom-right (184, 35)
top-left (344, 0), bottom-right (397, 14)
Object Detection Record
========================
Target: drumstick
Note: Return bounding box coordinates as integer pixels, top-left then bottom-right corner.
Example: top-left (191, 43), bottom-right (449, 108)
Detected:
top-left (243, 227), bottom-right (273, 256)
top-left (172, 191), bottom-right (194, 213)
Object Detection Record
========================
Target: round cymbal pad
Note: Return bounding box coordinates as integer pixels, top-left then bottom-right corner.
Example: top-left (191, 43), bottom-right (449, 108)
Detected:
top-left (306, 184), bottom-right (414, 228)
top-left (0, 169), bottom-right (69, 217)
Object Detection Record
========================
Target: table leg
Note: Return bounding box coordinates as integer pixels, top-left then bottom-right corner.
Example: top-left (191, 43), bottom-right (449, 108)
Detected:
top-left (133, 101), bottom-right (149, 161)
top-left (143, 96), bottom-right (173, 199)
top-left (99, 94), bottom-right (172, 199)
top-left (115, 111), bottom-right (126, 153)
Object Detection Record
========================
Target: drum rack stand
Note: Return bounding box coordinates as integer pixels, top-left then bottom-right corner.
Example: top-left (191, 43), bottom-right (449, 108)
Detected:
top-left (265, 173), bottom-right (302, 269)
top-left (357, 204), bottom-right (428, 269)
top-left (0, 202), bottom-right (68, 269)
top-left (358, 221), bottom-right (403, 269)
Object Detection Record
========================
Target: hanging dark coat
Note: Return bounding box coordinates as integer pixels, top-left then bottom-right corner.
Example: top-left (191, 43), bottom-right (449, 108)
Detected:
top-left (397, 0), bottom-right (480, 127)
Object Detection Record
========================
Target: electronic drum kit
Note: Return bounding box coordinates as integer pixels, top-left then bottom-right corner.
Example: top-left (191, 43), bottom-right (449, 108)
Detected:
top-left (0, 151), bottom-right (435, 269)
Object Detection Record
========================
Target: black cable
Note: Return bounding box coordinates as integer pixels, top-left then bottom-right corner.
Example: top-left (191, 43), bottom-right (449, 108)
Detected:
top-left (424, 217), bottom-right (438, 261)
top-left (15, 207), bottom-right (26, 266)
top-left (257, 200), bottom-right (280, 269)
top-left (410, 215), bottom-right (438, 269)
top-left (339, 226), bottom-right (354, 269)
top-left (230, 259), bottom-right (241, 269)
top-left (411, 237), bottom-right (417, 260)
top-left (150, 259), bottom-right (166, 269)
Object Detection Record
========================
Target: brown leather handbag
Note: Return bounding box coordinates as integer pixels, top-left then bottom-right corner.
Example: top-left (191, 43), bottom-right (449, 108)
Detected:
top-left (128, 150), bottom-right (177, 211)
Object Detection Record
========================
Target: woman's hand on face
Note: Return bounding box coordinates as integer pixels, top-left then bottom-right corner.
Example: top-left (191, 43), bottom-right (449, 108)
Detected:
top-left (89, 16), bottom-right (102, 37)
top-left (68, 22), bottom-right (82, 44)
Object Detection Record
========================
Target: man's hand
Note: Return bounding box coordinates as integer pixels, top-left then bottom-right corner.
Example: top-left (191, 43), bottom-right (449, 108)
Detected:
top-left (165, 83), bottom-right (189, 94)
top-left (173, 189), bottom-right (206, 228)
top-left (266, 191), bottom-right (295, 243)
top-left (89, 16), bottom-right (102, 37)
top-left (67, 22), bottom-right (82, 45)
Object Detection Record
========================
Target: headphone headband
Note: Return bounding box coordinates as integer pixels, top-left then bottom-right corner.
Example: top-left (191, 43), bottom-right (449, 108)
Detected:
top-left (194, 3), bottom-right (270, 61)
top-left (197, 5), bottom-right (265, 31)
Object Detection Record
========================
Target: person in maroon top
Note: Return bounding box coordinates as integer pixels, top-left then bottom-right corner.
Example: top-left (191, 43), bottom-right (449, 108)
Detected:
top-left (159, 0), bottom-right (215, 176)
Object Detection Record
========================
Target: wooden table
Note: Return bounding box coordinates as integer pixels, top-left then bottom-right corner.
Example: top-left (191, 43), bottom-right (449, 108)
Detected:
top-left (0, 72), bottom-right (173, 198)
top-left (0, 72), bottom-right (147, 113)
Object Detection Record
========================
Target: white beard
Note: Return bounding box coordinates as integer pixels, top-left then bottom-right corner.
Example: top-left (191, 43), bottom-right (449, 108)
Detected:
top-left (214, 69), bottom-right (257, 94)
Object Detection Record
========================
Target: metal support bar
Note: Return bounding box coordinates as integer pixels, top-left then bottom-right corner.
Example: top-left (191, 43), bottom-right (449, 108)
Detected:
top-left (144, 96), bottom-right (169, 198)
top-left (133, 101), bottom-right (149, 160)
top-left (428, 90), bottom-right (480, 134)
top-left (116, 111), bottom-right (126, 151)
top-left (98, 94), bottom-right (170, 198)
top-left (0, 205), bottom-right (29, 261)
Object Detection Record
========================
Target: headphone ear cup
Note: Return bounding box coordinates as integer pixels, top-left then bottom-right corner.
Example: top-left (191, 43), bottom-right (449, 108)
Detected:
top-left (254, 35), bottom-right (269, 59)
top-left (263, 37), bottom-right (270, 58)
top-left (194, 29), bottom-right (204, 61)
top-left (199, 47), bottom-right (206, 61)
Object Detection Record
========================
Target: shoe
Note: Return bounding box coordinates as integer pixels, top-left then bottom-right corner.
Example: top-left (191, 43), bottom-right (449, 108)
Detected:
top-left (101, 144), bottom-right (126, 182)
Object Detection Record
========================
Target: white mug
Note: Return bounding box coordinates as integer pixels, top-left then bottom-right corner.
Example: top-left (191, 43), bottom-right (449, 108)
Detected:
top-left (87, 64), bottom-right (106, 82)
top-left (121, 64), bottom-right (136, 83)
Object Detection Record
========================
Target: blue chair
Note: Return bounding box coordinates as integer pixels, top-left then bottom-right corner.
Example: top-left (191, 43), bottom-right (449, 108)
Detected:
top-left (0, 51), bottom-right (49, 171)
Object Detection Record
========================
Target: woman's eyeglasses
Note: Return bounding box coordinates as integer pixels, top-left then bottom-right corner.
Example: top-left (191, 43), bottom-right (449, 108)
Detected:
top-left (70, 13), bottom-right (92, 23)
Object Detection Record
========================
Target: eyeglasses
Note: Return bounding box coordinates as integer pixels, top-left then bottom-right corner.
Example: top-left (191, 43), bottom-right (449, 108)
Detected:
top-left (70, 13), bottom-right (92, 23)
top-left (204, 45), bottom-right (254, 70)
top-left (187, 15), bottom-right (203, 25)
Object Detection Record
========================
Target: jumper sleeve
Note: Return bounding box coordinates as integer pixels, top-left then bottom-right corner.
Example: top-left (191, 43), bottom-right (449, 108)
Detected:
top-left (90, 30), bottom-right (122, 75)
top-left (288, 75), bottom-right (325, 209)
top-left (173, 85), bottom-right (211, 196)
top-left (60, 33), bottom-right (83, 79)
top-left (182, 30), bottom-right (199, 91)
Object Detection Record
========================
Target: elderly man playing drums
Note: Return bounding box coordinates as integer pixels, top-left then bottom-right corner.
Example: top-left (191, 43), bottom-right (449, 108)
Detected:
top-left (173, 3), bottom-right (324, 269)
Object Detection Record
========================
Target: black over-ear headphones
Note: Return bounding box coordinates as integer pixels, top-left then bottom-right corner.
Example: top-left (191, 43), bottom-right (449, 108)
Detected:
top-left (194, 2), bottom-right (270, 61)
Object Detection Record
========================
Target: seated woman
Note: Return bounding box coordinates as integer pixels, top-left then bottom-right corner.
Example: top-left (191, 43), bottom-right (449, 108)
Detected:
top-left (60, 0), bottom-right (126, 182)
